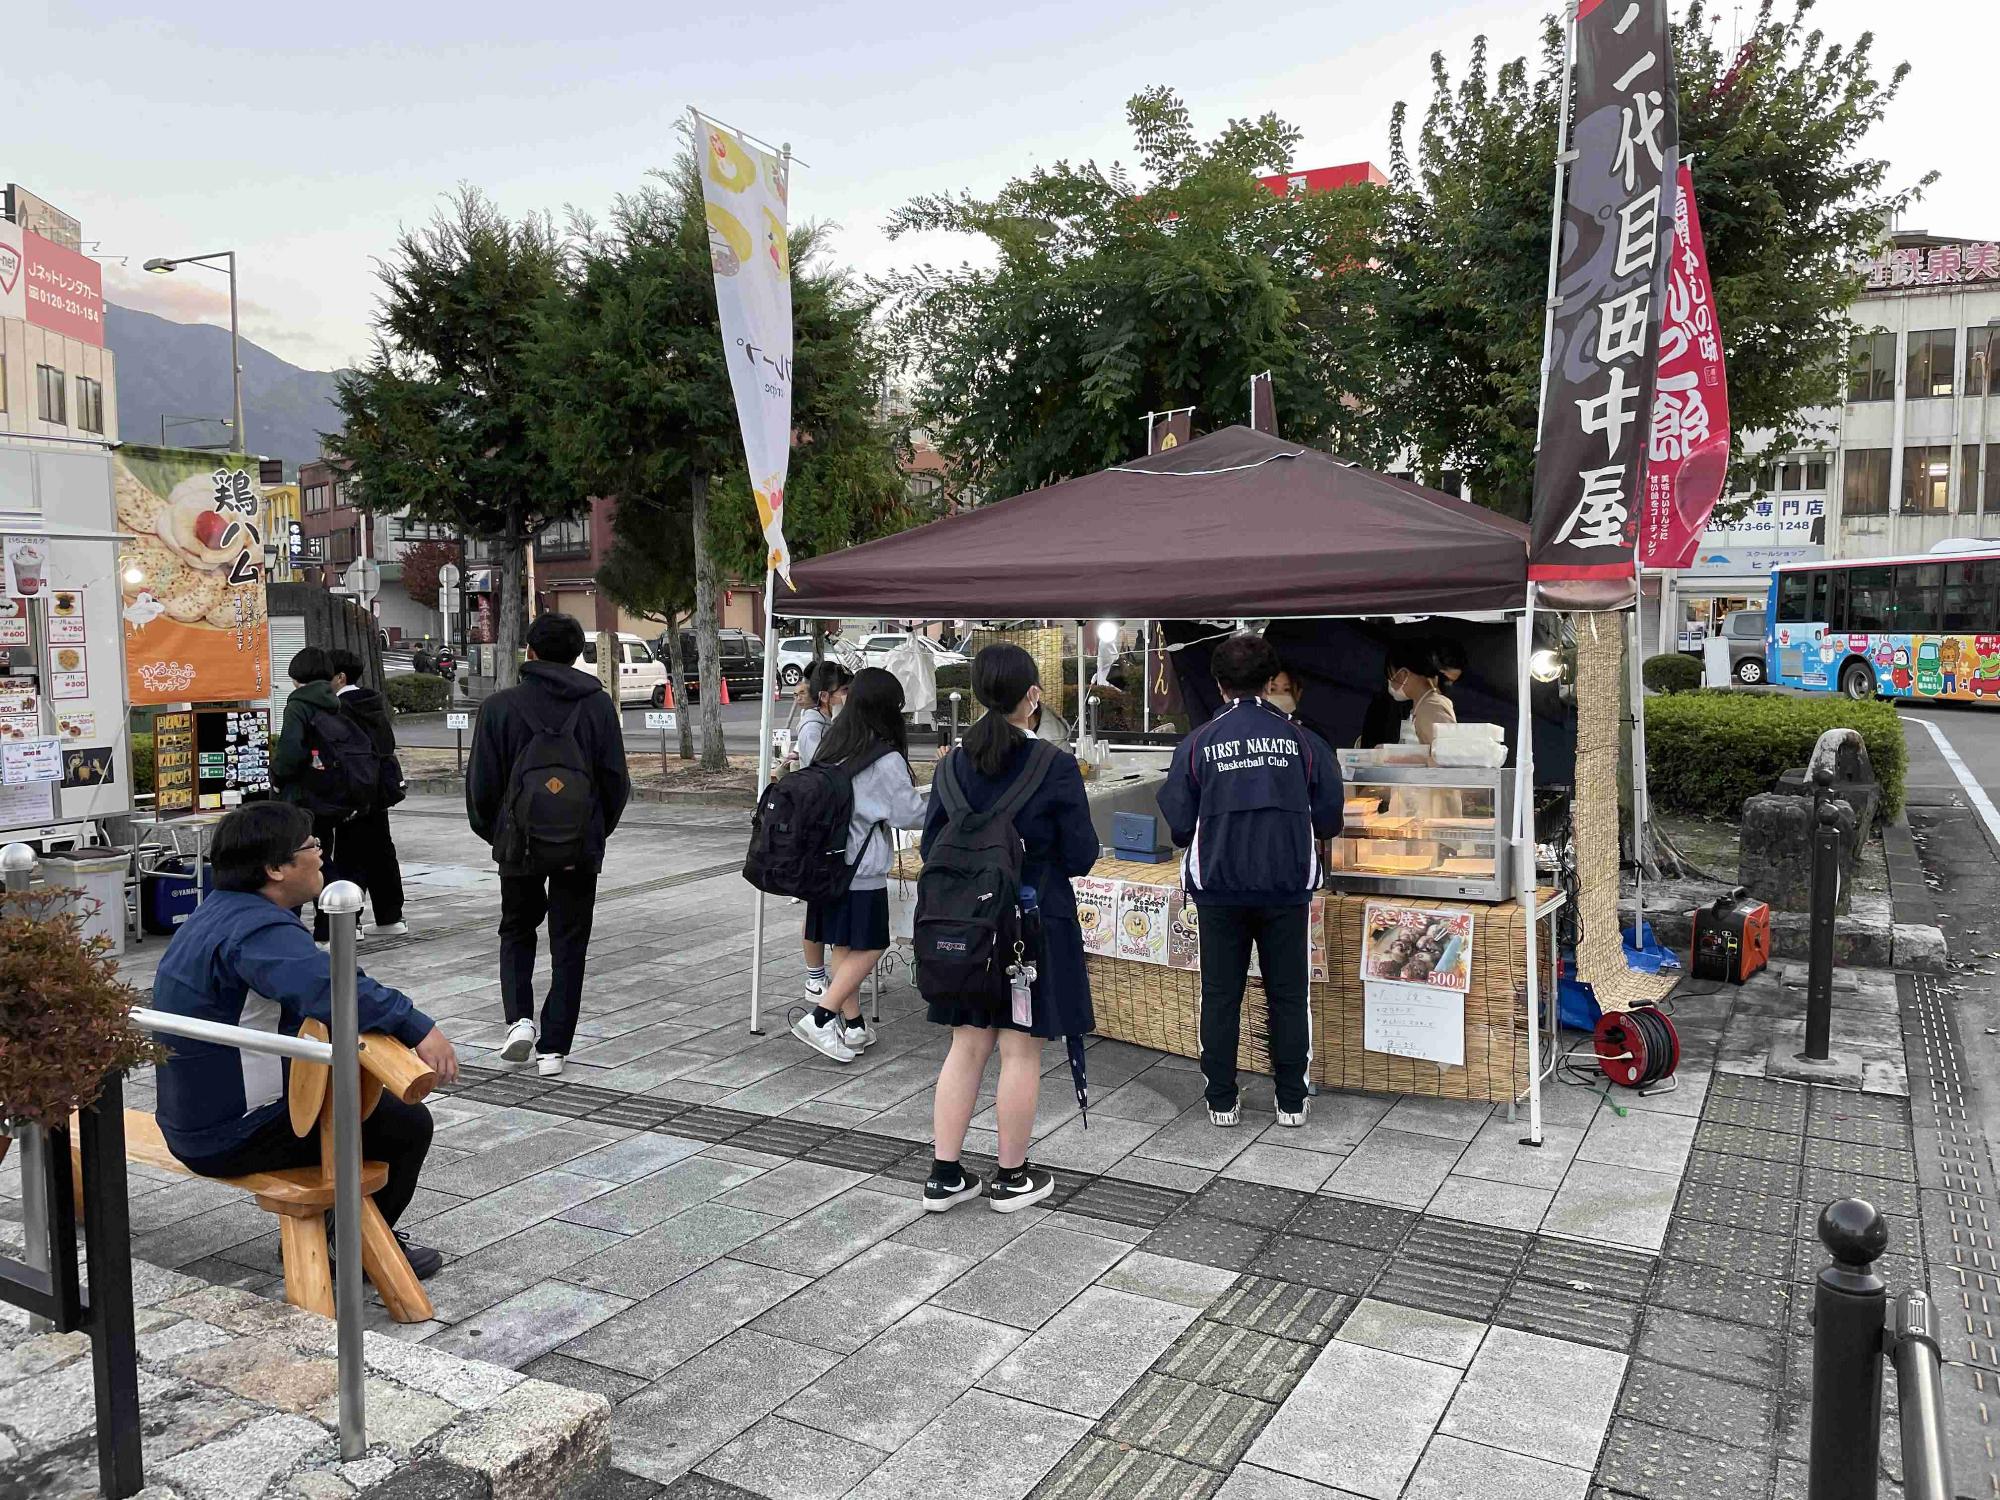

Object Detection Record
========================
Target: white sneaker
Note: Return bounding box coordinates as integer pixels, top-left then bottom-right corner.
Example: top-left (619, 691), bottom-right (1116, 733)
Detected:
top-left (792, 1011), bottom-right (858, 1062)
top-left (803, 972), bottom-right (828, 998)
top-left (843, 1017), bottom-right (877, 1050)
top-left (536, 1053), bottom-right (565, 1078)
top-left (500, 1019), bottom-right (537, 1064)
top-left (1207, 1103), bottom-right (1241, 1128)
top-left (375, 921), bottom-right (411, 938)
top-left (1276, 1100), bottom-right (1310, 1128)
top-left (314, 941), bottom-right (331, 954)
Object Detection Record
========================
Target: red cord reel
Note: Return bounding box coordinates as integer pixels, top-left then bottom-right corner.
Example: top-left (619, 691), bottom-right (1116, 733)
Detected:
top-left (1593, 1005), bottom-right (1681, 1089)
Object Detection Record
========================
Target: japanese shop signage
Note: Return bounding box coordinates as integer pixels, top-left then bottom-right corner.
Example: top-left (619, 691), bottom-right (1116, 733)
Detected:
top-left (1640, 163), bottom-right (1730, 571)
top-left (1863, 242), bottom-right (2000, 290)
top-left (19, 225), bottom-right (103, 346)
top-left (1528, 0), bottom-right (1679, 608)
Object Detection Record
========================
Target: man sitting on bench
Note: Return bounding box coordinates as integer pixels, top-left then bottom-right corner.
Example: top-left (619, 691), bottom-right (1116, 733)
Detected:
top-left (150, 801), bottom-right (460, 1278)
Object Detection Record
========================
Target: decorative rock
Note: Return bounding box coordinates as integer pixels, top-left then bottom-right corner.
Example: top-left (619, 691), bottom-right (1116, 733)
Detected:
top-left (312, 1379), bottom-right (457, 1453)
top-left (1893, 923), bottom-right (1949, 973)
top-left (351, 1457), bottom-right (490, 1500)
top-left (340, 1456), bottom-right (398, 1489)
top-left (154, 1412), bottom-right (334, 1500)
top-left (168, 1334), bottom-right (341, 1415)
top-left (0, 1329), bottom-right (92, 1384)
top-left (432, 1377), bottom-right (610, 1500)
top-left (358, 1330), bottom-right (525, 1411)
top-left (1740, 792), bottom-right (1860, 913)
top-left (1773, 728), bottom-right (1883, 830)
top-left (281, 1471), bottom-right (358, 1499)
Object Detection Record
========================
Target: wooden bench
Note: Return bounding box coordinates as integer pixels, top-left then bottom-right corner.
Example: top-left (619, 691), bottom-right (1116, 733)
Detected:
top-left (69, 1023), bottom-right (439, 1324)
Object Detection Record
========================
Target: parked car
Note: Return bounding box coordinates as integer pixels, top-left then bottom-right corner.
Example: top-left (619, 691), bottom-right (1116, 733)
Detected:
top-left (579, 632), bottom-right (667, 705)
top-left (1719, 609), bottom-right (1768, 685)
top-left (856, 632), bottom-right (970, 672)
top-left (647, 628), bottom-right (766, 705)
top-left (772, 635), bottom-right (865, 689)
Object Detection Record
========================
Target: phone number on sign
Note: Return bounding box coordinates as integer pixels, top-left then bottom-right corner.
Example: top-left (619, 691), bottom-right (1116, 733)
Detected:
top-left (27, 287), bottom-right (103, 324)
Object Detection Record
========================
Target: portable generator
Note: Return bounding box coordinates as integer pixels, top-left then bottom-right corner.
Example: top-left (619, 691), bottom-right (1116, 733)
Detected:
top-left (1691, 890), bottom-right (1771, 984)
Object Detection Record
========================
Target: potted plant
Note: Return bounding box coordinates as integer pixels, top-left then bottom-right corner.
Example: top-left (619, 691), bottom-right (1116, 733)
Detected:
top-left (0, 889), bottom-right (163, 1168)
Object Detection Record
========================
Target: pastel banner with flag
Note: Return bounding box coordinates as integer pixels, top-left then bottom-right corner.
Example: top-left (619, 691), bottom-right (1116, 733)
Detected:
top-left (693, 109), bottom-right (795, 585)
top-left (1639, 162), bottom-right (1731, 571)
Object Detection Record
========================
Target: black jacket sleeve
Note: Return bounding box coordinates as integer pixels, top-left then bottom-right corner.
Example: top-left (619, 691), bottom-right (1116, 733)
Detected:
top-left (1157, 737), bottom-right (1199, 849)
top-left (594, 694), bottom-right (632, 839)
top-left (1305, 729), bottom-right (1345, 839)
top-left (465, 698), bottom-right (508, 846)
top-left (1048, 754), bottom-right (1102, 877)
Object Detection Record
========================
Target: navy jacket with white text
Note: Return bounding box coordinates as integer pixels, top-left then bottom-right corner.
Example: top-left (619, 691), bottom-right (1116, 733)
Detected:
top-left (1156, 698), bottom-right (1344, 907)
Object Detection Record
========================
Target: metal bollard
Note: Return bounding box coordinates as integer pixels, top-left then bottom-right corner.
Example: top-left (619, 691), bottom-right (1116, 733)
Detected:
top-left (2, 841), bottom-right (35, 893)
top-left (948, 691), bottom-right (962, 748)
top-left (1886, 1288), bottom-right (1953, 1500)
top-left (1803, 768), bottom-right (1841, 1062)
top-left (1809, 1197), bottom-right (1889, 1500)
top-left (320, 879), bottom-right (368, 1461)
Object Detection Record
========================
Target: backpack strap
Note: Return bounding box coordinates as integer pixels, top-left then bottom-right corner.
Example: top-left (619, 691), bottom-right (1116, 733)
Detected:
top-left (991, 739), bottom-right (1060, 823)
top-left (935, 749), bottom-right (972, 821)
top-left (840, 741), bottom-right (900, 866)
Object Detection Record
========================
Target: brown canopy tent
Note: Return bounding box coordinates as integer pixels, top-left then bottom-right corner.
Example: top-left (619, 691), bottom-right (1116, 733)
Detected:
top-left (782, 426), bottom-right (1528, 620)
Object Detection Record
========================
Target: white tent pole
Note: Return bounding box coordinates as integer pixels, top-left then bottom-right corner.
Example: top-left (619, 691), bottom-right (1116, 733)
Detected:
top-left (1077, 623), bottom-right (1088, 747)
top-left (1515, 583), bottom-right (1544, 1147)
top-left (1630, 556), bottom-right (1650, 943)
top-left (748, 567), bottom-right (779, 1034)
top-left (1142, 622), bottom-right (1152, 736)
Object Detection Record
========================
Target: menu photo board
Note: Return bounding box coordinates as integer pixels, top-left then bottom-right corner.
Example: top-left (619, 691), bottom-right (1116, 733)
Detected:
top-left (195, 707), bottom-right (271, 809)
top-left (152, 710), bottom-right (196, 815)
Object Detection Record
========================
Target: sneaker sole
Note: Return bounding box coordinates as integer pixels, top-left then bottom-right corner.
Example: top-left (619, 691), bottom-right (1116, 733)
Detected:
top-left (499, 1034), bottom-right (535, 1063)
top-left (791, 1017), bottom-right (857, 1062)
top-left (1275, 1113), bottom-right (1307, 1128)
top-left (1207, 1111), bottom-right (1240, 1128)
top-left (989, 1178), bottom-right (1055, 1214)
top-left (922, 1178), bottom-right (984, 1213)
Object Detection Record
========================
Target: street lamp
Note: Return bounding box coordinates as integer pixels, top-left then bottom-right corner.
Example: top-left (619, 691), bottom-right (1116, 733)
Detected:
top-left (159, 413), bottom-right (232, 448)
top-left (143, 252), bottom-right (244, 453)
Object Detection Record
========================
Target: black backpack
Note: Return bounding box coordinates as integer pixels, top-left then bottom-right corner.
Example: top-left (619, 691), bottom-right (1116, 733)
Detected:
top-left (744, 743), bottom-right (895, 901)
top-left (913, 741), bottom-right (1058, 1009)
top-left (297, 706), bottom-right (382, 821)
top-left (494, 701), bottom-right (597, 873)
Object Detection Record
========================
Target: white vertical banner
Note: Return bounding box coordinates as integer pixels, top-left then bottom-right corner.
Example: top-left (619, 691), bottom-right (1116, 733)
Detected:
top-left (692, 109), bottom-right (794, 585)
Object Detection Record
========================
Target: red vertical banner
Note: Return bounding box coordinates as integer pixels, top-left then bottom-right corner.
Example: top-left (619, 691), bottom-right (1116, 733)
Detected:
top-left (1640, 163), bottom-right (1731, 570)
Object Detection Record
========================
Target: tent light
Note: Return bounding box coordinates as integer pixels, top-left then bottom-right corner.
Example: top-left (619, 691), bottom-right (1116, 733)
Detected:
top-left (124, 565), bottom-right (144, 584)
top-left (1529, 648), bottom-right (1563, 683)
top-left (1095, 621), bottom-right (1119, 644)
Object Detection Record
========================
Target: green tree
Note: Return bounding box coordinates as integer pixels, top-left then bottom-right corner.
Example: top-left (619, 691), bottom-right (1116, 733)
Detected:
top-left (1377, 0), bottom-right (1931, 518)
top-left (595, 505), bottom-right (699, 760)
top-left (329, 189), bottom-right (577, 684)
top-left (533, 155), bottom-right (909, 769)
top-left (882, 86), bottom-right (1392, 502)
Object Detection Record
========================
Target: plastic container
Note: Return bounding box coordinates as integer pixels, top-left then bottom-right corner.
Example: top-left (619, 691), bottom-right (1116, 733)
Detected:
top-left (142, 858), bottom-right (214, 935)
top-left (42, 847), bottom-right (131, 956)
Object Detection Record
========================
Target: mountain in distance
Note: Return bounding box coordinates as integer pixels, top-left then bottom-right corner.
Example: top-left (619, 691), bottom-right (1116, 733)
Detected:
top-left (105, 302), bottom-right (345, 476)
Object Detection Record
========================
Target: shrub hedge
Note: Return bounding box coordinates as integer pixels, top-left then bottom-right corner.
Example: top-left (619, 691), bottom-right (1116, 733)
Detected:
top-left (130, 731), bottom-right (153, 796)
top-left (384, 673), bottom-right (450, 714)
top-left (1644, 690), bottom-right (1905, 821)
top-left (1642, 652), bottom-right (1702, 694)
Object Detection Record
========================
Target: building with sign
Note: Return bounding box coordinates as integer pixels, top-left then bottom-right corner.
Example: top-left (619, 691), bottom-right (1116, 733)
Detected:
top-left (0, 185), bottom-right (115, 446)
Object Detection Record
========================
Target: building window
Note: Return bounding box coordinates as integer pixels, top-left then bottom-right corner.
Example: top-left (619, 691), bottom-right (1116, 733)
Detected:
top-left (1964, 444), bottom-right (1984, 514)
top-left (75, 376), bottom-right (103, 434)
top-left (1970, 325), bottom-right (2000, 398)
top-left (1904, 444), bottom-right (1952, 514)
top-left (1843, 448), bottom-right (1891, 516)
top-left (535, 517), bottom-right (592, 559)
top-left (327, 529), bottom-right (357, 568)
top-left (1907, 329), bottom-right (1957, 398)
top-left (1848, 332), bottom-right (1896, 402)
top-left (35, 364), bottom-right (65, 425)
top-left (1988, 444), bottom-right (2000, 517)
top-left (303, 483), bottom-right (329, 513)
top-left (1805, 458), bottom-right (1828, 491)
top-left (391, 515), bottom-right (450, 542)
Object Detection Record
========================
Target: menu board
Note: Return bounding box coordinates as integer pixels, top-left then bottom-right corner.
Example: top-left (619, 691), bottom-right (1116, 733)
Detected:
top-left (196, 707), bottom-right (271, 809)
top-left (0, 676), bottom-right (38, 745)
top-left (0, 599), bottom-right (25, 648)
top-left (152, 711), bottom-right (196, 815)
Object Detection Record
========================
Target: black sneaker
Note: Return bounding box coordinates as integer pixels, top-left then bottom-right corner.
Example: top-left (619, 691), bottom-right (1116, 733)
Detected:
top-left (988, 1166), bottom-right (1055, 1214)
top-left (328, 1227), bottom-right (443, 1281)
top-left (923, 1168), bottom-right (983, 1213)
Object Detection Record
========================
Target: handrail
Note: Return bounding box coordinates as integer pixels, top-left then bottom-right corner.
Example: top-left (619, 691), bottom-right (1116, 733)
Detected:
top-left (1887, 1290), bottom-right (1952, 1500)
top-left (128, 1009), bottom-right (335, 1064)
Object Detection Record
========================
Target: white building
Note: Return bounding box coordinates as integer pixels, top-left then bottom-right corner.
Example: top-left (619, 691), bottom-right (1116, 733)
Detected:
top-left (0, 184), bottom-right (117, 448)
top-left (1656, 229), bottom-right (2000, 648)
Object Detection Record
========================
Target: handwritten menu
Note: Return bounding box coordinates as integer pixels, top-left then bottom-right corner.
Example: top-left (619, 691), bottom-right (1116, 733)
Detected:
top-left (196, 708), bottom-right (271, 809)
top-left (0, 600), bottom-right (24, 648)
top-left (1075, 876), bottom-right (1117, 957)
top-left (0, 676), bottom-right (37, 743)
top-left (1115, 882), bottom-right (1170, 964)
top-left (47, 591), bottom-right (85, 645)
top-left (153, 711), bottom-right (196, 815)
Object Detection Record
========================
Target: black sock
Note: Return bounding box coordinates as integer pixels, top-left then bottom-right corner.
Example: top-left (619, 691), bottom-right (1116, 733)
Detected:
top-left (930, 1157), bottom-right (963, 1187)
top-left (996, 1162), bottom-right (1028, 1185)
top-left (812, 1005), bottom-right (839, 1027)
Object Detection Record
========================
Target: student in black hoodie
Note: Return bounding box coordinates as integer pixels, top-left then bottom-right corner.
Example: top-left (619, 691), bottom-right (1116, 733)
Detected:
top-left (328, 648), bottom-right (409, 937)
top-left (466, 613), bottom-right (631, 1077)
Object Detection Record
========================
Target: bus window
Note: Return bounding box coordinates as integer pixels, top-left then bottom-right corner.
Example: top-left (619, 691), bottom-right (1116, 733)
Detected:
top-left (1776, 571), bottom-right (1812, 622)
top-left (1847, 568), bottom-right (1893, 631)
top-left (1942, 561), bottom-right (1996, 633)
top-left (1893, 563), bottom-right (1943, 633)
top-left (1808, 571), bottom-right (1834, 624)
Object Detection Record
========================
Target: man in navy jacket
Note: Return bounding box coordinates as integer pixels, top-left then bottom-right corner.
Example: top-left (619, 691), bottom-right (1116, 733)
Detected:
top-left (150, 801), bottom-right (460, 1277)
top-left (1158, 633), bottom-right (1343, 1129)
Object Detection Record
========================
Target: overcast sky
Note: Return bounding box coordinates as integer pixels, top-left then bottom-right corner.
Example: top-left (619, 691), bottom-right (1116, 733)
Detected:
top-left (9, 0), bottom-right (1987, 371)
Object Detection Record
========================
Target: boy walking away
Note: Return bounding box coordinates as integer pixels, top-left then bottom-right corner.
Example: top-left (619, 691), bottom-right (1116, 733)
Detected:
top-left (1157, 632), bottom-right (1343, 1130)
top-left (273, 646), bottom-right (382, 947)
top-left (328, 648), bottom-right (410, 937)
top-left (467, 613), bottom-right (631, 1078)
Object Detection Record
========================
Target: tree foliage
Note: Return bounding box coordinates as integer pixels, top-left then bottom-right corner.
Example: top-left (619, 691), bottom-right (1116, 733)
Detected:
top-left (880, 86), bottom-right (1392, 503)
top-left (329, 189), bottom-right (578, 683)
top-left (1376, 0), bottom-right (1930, 517)
top-left (398, 537), bottom-right (462, 613)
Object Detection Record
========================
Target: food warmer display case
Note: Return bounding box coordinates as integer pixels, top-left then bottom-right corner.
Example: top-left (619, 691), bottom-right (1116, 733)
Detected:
top-left (1326, 765), bottom-right (1516, 902)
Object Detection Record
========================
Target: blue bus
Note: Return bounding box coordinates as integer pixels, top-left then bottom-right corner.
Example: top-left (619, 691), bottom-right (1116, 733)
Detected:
top-left (1766, 549), bottom-right (2000, 702)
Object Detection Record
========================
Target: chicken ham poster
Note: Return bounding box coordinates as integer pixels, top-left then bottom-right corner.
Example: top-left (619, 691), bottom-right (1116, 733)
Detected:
top-left (117, 447), bottom-right (271, 706)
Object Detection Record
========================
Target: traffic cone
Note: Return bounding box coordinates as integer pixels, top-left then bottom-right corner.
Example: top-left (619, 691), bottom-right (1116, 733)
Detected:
top-left (662, 681), bottom-right (675, 709)
top-left (720, 675), bottom-right (731, 706)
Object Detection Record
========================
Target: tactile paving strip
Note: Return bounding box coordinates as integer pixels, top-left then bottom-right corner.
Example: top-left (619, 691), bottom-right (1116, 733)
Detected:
top-left (1394, 1218), bottom-right (1531, 1281)
top-left (1798, 1132), bottom-right (1916, 1179)
top-left (1062, 1177), bottom-right (1190, 1230)
top-left (1616, 1361), bottom-right (1780, 1451)
top-left (804, 1132), bottom-right (919, 1175)
top-left (1672, 1178), bottom-right (1796, 1236)
top-left (1711, 1072), bottom-right (1811, 1109)
top-left (1204, 1276), bottom-right (1350, 1344)
top-left (1029, 1436), bottom-right (1225, 1500)
top-left (517, 1089), bottom-right (602, 1119)
top-left (1517, 1238), bottom-right (1657, 1298)
top-left (1494, 1279), bottom-right (1641, 1353)
top-left (1702, 1093), bottom-right (1809, 1137)
top-left (664, 1106), bottom-right (765, 1143)
top-left (1683, 1149), bottom-right (1800, 1201)
top-left (1285, 1195), bottom-right (1418, 1251)
top-left (1791, 1200), bottom-right (1920, 1250)
top-left (1797, 1165), bottom-right (1919, 1219)
top-left (1154, 1319), bottom-right (1316, 1403)
top-left (1097, 1373), bottom-right (1275, 1470)
top-left (585, 1098), bottom-right (682, 1131)
top-left (727, 1118), bottom-right (834, 1159)
top-left (1370, 1258), bottom-right (1510, 1323)
top-left (1634, 1307), bottom-right (1783, 1389)
top-left (1247, 1236), bottom-right (1385, 1296)
top-left (1802, 1110), bottom-right (1913, 1151)
top-left (1806, 1087), bottom-right (1909, 1131)
top-left (1692, 1122), bottom-right (1803, 1164)
top-left (1659, 1221), bottom-right (1795, 1279)
top-left (1141, 1214), bottom-right (1274, 1273)
top-left (1186, 1180), bottom-right (1310, 1231)
top-left (1651, 1261), bottom-right (1796, 1331)
top-left (1595, 1416), bottom-right (1776, 1500)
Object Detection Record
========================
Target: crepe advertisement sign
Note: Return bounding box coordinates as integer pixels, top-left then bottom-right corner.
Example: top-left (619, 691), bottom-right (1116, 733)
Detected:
top-left (117, 446), bottom-right (271, 705)
top-left (1075, 876), bottom-right (1117, 957)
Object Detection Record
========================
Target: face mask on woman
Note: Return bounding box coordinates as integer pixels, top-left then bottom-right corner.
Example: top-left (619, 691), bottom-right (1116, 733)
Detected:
top-left (1267, 690), bottom-right (1298, 715)
top-left (1387, 673), bottom-right (1411, 703)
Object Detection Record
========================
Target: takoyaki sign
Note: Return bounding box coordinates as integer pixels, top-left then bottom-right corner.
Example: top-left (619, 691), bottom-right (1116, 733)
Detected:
top-left (1361, 902), bottom-right (1475, 1066)
top-left (116, 447), bottom-right (271, 706)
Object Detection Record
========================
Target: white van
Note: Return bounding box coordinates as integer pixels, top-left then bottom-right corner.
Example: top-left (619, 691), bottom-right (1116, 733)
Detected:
top-left (580, 632), bottom-right (666, 706)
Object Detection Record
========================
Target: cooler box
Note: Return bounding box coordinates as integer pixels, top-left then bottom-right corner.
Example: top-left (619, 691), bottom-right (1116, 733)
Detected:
top-left (142, 859), bottom-right (214, 935)
top-left (43, 848), bottom-right (132, 957)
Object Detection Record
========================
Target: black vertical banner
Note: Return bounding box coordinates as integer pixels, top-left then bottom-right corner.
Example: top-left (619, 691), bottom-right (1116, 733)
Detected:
top-left (1149, 408), bottom-right (1194, 454)
top-left (1249, 372), bottom-right (1277, 435)
top-left (1527, 0), bottom-right (1678, 610)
